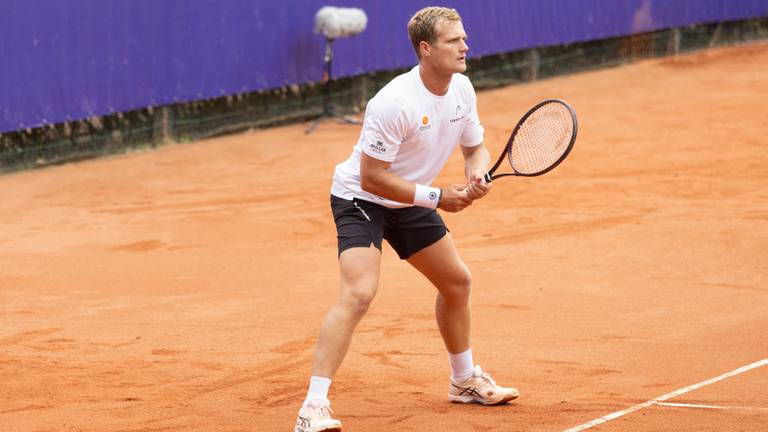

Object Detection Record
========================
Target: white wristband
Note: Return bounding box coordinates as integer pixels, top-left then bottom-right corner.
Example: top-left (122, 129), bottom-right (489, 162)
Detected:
top-left (413, 184), bottom-right (441, 209)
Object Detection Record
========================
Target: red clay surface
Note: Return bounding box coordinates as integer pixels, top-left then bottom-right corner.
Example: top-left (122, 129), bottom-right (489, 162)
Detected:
top-left (1, 42), bottom-right (767, 431)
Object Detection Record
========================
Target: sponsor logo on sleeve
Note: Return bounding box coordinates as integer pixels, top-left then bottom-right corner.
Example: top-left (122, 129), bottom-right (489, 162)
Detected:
top-left (369, 139), bottom-right (387, 154)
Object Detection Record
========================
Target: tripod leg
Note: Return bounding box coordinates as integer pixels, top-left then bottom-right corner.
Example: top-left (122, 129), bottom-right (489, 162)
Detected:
top-left (305, 117), bottom-right (324, 134)
top-left (337, 114), bottom-right (362, 126)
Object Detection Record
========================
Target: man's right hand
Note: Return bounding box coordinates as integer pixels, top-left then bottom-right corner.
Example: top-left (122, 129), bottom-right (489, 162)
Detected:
top-left (438, 184), bottom-right (473, 212)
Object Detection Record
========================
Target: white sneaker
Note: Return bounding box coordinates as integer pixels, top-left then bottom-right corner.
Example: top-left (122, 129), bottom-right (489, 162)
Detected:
top-left (295, 399), bottom-right (342, 432)
top-left (449, 365), bottom-right (520, 405)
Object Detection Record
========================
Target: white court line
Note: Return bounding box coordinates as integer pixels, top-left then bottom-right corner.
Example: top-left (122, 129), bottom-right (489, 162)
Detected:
top-left (656, 402), bottom-right (729, 410)
top-left (656, 402), bottom-right (768, 411)
top-left (562, 358), bottom-right (768, 432)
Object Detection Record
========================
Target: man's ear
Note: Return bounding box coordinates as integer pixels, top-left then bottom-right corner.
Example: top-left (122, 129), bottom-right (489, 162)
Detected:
top-left (419, 40), bottom-right (431, 57)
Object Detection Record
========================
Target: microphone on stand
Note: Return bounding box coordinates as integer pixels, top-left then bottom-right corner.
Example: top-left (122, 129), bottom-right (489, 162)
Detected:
top-left (306, 6), bottom-right (368, 134)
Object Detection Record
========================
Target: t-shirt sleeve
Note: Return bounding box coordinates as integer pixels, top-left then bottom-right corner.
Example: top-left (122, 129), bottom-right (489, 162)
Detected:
top-left (360, 96), bottom-right (408, 162)
top-left (461, 82), bottom-right (484, 147)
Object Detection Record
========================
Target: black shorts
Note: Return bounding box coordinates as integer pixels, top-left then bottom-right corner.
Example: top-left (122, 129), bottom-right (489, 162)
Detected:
top-left (330, 195), bottom-right (449, 260)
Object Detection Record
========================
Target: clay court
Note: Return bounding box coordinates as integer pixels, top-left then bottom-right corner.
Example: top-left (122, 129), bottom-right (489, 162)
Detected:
top-left (2, 42), bottom-right (767, 431)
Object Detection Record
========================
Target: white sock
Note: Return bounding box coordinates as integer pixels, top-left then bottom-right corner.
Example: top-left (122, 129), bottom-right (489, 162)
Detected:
top-left (448, 348), bottom-right (475, 382)
top-left (303, 376), bottom-right (332, 407)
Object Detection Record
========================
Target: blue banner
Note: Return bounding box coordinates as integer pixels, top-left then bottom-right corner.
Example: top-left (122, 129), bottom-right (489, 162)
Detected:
top-left (1, 0), bottom-right (766, 133)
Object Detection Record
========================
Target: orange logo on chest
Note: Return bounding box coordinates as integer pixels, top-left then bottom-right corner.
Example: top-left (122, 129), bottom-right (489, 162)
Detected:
top-left (422, 116), bottom-right (429, 125)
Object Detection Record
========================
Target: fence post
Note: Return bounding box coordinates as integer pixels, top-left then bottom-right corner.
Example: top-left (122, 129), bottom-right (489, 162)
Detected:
top-left (523, 48), bottom-right (540, 81)
top-left (152, 106), bottom-right (172, 147)
top-left (709, 22), bottom-right (723, 48)
top-left (667, 27), bottom-right (681, 55)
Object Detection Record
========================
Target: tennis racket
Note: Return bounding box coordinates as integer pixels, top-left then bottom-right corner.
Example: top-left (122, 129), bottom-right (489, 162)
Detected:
top-left (483, 99), bottom-right (578, 182)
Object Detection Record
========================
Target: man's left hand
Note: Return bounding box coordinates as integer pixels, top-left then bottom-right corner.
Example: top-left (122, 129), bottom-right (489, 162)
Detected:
top-left (465, 171), bottom-right (492, 201)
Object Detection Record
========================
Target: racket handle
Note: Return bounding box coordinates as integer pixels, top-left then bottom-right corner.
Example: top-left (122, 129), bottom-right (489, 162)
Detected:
top-left (483, 172), bottom-right (493, 183)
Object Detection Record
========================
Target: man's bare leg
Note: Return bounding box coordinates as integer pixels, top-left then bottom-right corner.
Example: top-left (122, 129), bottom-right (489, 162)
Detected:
top-left (407, 233), bottom-right (520, 405)
top-left (407, 233), bottom-right (472, 355)
top-left (311, 244), bottom-right (381, 379)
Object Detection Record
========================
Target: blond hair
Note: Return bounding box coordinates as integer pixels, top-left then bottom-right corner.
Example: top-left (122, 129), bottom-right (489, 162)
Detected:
top-left (407, 7), bottom-right (462, 59)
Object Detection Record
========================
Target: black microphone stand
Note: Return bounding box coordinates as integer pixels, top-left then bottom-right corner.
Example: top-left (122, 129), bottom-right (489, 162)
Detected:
top-left (305, 37), bottom-right (362, 134)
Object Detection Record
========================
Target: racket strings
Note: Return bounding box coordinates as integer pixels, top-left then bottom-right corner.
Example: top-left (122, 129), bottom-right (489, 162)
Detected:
top-left (508, 103), bottom-right (574, 175)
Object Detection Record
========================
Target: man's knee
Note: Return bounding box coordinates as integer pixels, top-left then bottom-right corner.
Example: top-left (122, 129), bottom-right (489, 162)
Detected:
top-left (338, 245), bottom-right (381, 318)
top-left (342, 282), bottom-right (377, 317)
top-left (441, 267), bottom-right (472, 304)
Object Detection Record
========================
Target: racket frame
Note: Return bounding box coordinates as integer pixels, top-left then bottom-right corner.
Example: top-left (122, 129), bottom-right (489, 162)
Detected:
top-left (484, 98), bottom-right (578, 182)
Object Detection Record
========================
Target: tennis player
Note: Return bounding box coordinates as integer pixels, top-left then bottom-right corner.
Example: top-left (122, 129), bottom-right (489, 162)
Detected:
top-left (295, 7), bottom-right (519, 431)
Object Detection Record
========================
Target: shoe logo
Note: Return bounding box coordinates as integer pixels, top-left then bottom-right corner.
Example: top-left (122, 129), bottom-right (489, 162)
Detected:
top-left (297, 416), bottom-right (311, 427)
top-left (452, 383), bottom-right (482, 398)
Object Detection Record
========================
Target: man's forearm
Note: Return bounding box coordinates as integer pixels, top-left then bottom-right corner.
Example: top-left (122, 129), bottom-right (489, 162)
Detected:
top-left (360, 169), bottom-right (418, 204)
top-left (464, 145), bottom-right (491, 180)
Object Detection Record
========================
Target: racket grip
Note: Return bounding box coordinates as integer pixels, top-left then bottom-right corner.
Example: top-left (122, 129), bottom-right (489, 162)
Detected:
top-left (483, 172), bottom-right (493, 183)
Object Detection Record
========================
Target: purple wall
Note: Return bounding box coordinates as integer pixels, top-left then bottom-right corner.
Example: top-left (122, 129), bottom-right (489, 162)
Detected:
top-left (1, 0), bottom-right (766, 133)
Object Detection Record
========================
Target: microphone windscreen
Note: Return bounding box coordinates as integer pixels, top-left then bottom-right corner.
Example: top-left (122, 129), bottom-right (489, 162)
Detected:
top-left (314, 6), bottom-right (368, 39)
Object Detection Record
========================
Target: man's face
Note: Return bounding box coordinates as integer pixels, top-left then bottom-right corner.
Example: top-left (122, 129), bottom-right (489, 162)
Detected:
top-left (424, 19), bottom-right (469, 74)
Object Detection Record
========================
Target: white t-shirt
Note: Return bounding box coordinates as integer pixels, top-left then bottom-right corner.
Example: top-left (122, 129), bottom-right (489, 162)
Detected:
top-left (330, 66), bottom-right (484, 208)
